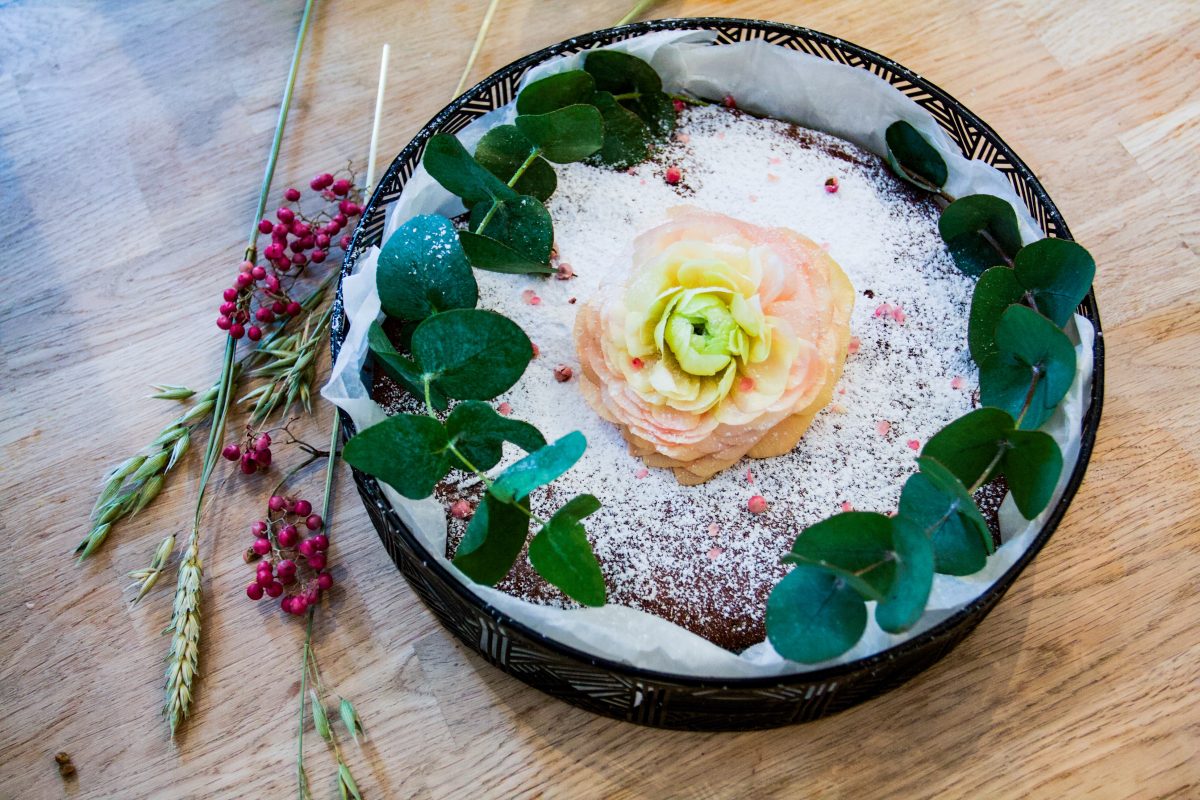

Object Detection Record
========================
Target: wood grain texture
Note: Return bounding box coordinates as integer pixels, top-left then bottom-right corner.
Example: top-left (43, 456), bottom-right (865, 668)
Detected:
top-left (1, 1), bottom-right (1197, 797)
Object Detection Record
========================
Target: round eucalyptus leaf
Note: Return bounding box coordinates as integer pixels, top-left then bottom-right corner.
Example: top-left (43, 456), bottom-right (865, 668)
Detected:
top-left (969, 267), bottom-right (1024, 363)
top-left (467, 194), bottom-right (553, 268)
top-left (1004, 429), bottom-right (1064, 519)
top-left (766, 564), bottom-right (868, 664)
top-left (473, 125), bottom-right (557, 201)
top-left (452, 492), bottom-right (530, 586)
top-left (875, 520), bottom-right (935, 634)
top-left (1013, 237), bottom-right (1096, 328)
top-left (445, 400), bottom-right (546, 472)
top-left (377, 214), bottom-right (477, 321)
top-left (898, 457), bottom-right (991, 576)
top-left (516, 70), bottom-right (596, 115)
top-left (938, 194), bottom-right (1023, 277)
top-left (491, 431), bottom-right (587, 503)
top-left (583, 50), bottom-right (675, 137)
top-left (410, 309), bottom-right (533, 401)
top-left (590, 91), bottom-right (652, 169)
top-left (342, 414), bottom-right (451, 500)
top-left (920, 407), bottom-right (1015, 489)
top-left (884, 120), bottom-right (948, 191)
top-left (784, 512), bottom-right (896, 601)
top-left (367, 322), bottom-right (447, 410)
top-left (514, 104), bottom-right (605, 164)
top-left (423, 133), bottom-right (516, 205)
top-left (529, 494), bottom-right (606, 607)
top-left (979, 304), bottom-right (1077, 430)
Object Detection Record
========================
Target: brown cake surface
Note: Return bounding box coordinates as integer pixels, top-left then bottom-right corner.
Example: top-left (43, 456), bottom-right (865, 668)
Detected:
top-left (372, 106), bottom-right (990, 651)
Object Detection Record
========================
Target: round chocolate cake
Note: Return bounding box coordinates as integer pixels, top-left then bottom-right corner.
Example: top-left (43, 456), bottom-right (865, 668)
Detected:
top-left (373, 104), bottom-right (1005, 651)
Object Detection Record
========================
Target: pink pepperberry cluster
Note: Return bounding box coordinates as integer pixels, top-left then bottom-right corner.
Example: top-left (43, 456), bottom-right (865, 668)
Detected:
top-left (244, 494), bottom-right (333, 615)
top-left (216, 169), bottom-right (363, 340)
top-left (221, 429), bottom-right (274, 474)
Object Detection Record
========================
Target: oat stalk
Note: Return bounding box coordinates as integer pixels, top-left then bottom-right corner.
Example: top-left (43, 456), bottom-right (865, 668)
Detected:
top-left (162, 0), bottom-right (315, 736)
top-left (127, 534), bottom-right (176, 604)
top-left (163, 536), bottom-right (202, 734)
top-left (242, 289), bottom-right (334, 425)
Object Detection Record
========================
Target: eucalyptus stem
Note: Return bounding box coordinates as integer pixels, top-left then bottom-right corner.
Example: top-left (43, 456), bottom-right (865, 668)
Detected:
top-left (164, 0), bottom-right (315, 737)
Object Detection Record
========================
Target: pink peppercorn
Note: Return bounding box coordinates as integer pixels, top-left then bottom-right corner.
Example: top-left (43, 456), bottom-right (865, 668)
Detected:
top-left (748, 495), bottom-right (768, 514)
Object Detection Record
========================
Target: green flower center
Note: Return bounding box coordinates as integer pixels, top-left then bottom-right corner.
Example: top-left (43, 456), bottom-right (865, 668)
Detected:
top-left (661, 291), bottom-right (748, 376)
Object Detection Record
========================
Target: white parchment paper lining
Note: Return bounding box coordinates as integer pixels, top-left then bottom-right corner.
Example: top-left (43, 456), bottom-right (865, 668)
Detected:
top-left (323, 31), bottom-right (1095, 678)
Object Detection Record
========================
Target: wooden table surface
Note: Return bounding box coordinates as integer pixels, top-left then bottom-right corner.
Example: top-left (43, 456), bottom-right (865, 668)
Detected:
top-left (2, 1), bottom-right (1198, 798)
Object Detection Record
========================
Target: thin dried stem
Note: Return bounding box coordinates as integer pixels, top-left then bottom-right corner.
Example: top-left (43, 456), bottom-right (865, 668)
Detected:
top-left (452, 0), bottom-right (500, 98)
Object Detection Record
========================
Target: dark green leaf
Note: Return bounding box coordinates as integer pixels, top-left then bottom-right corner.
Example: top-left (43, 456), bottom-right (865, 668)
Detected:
top-left (898, 457), bottom-right (992, 576)
top-left (491, 431), bottom-right (586, 503)
top-left (473, 125), bottom-right (557, 201)
top-left (938, 194), bottom-right (1023, 277)
top-left (1013, 238), bottom-right (1096, 328)
top-left (459, 231), bottom-right (557, 275)
top-left (875, 521), bottom-right (935, 634)
top-left (766, 564), bottom-right (868, 664)
top-left (445, 400), bottom-right (546, 471)
top-left (514, 104), bottom-right (605, 164)
top-left (342, 414), bottom-right (451, 500)
top-left (921, 407), bottom-right (1063, 519)
top-left (590, 91), bottom-right (652, 169)
top-left (516, 70), bottom-right (596, 115)
top-left (884, 120), bottom-right (948, 191)
top-left (452, 492), bottom-right (530, 585)
top-left (980, 304), bottom-right (1076, 430)
top-left (529, 494), bottom-right (606, 606)
top-left (467, 194), bottom-right (553, 268)
top-left (969, 267), bottom-right (1025, 363)
top-left (583, 50), bottom-right (675, 137)
top-left (783, 512), bottom-right (896, 601)
top-left (422, 133), bottom-right (517, 205)
top-left (1004, 429), bottom-right (1063, 519)
top-left (410, 309), bottom-right (533, 400)
top-left (367, 322), bottom-right (447, 410)
top-left (377, 214), bottom-right (477, 321)
top-left (921, 407), bottom-right (1014, 488)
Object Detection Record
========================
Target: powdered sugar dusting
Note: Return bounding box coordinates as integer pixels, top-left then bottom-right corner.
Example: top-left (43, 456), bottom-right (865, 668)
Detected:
top-left (386, 107), bottom-right (979, 650)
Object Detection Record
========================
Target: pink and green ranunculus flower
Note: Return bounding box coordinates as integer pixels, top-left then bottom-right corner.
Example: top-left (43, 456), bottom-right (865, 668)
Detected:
top-left (575, 207), bottom-right (855, 484)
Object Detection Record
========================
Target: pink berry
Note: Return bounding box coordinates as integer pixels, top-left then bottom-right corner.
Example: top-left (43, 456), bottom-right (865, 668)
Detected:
top-left (723, 94), bottom-right (736, 108)
top-left (450, 499), bottom-right (473, 520)
top-left (554, 365), bottom-right (573, 382)
top-left (251, 537), bottom-right (271, 556)
top-left (254, 447), bottom-right (271, 467)
top-left (251, 265), bottom-right (267, 280)
top-left (239, 451), bottom-right (257, 473)
top-left (310, 534), bottom-right (328, 551)
top-left (274, 257), bottom-right (291, 270)
top-left (298, 539), bottom-right (316, 559)
top-left (219, 301), bottom-right (236, 316)
top-left (332, 212), bottom-right (348, 227)
top-left (748, 495), bottom-right (768, 514)
top-left (284, 187), bottom-right (301, 201)
top-left (286, 301), bottom-right (302, 316)
top-left (250, 519), bottom-right (267, 536)
top-left (665, 166), bottom-right (682, 185)
top-left (229, 323), bottom-right (245, 340)
top-left (221, 443), bottom-right (241, 461)
top-left (258, 219), bottom-right (274, 234)
top-left (268, 494), bottom-right (286, 512)
top-left (247, 325), bottom-right (262, 342)
top-left (337, 199), bottom-right (354, 215)
top-left (315, 233), bottom-right (330, 248)
top-left (305, 514), bottom-right (323, 531)
top-left (332, 178), bottom-right (352, 196)
top-left (299, 234), bottom-right (315, 250)
top-left (265, 580), bottom-right (284, 599)
top-left (340, 235), bottom-right (351, 249)
top-left (673, 98), bottom-right (685, 112)
top-left (270, 300), bottom-right (287, 315)
top-left (223, 287), bottom-right (239, 302)
top-left (317, 572), bottom-right (333, 591)
top-left (272, 223), bottom-right (288, 238)
top-left (291, 253), bottom-right (307, 266)
top-left (291, 221), bottom-right (310, 237)
top-left (292, 594), bottom-right (309, 614)
top-left (276, 559), bottom-right (297, 577)
top-left (276, 207), bottom-right (294, 224)
top-left (246, 582), bottom-right (264, 600)
top-left (307, 553), bottom-right (327, 571)
top-left (235, 272), bottom-right (253, 290)
top-left (294, 499), bottom-right (312, 516)
top-left (255, 307), bottom-right (274, 323)
top-left (312, 173), bottom-right (333, 190)
top-left (824, 176), bottom-right (839, 193)
top-left (254, 433), bottom-right (271, 451)
top-left (265, 275), bottom-right (281, 293)
top-left (310, 249), bottom-right (326, 263)
top-left (256, 571), bottom-right (275, 588)
top-left (277, 526), bottom-right (299, 548)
